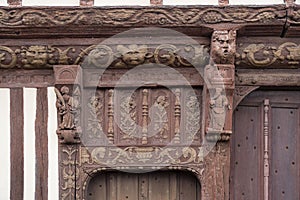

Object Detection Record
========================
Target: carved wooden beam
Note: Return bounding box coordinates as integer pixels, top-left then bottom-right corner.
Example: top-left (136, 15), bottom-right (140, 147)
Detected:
top-left (3, 37), bottom-right (300, 69)
top-left (0, 42), bottom-right (209, 69)
top-left (53, 65), bottom-right (82, 144)
top-left (0, 6), bottom-right (285, 27)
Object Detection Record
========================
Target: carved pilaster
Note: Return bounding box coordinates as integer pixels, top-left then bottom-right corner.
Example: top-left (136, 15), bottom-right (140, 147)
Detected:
top-left (205, 30), bottom-right (236, 142)
top-left (59, 145), bottom-right (81, 200)
top-left (54, 65), bottom-right (82, 144)
top-left (201, 143), bottom-right (230, 200)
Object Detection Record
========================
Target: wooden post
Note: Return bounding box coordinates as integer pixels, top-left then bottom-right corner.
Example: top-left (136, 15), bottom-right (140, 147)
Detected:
top-left (10, 88), bottom-right (24, 200)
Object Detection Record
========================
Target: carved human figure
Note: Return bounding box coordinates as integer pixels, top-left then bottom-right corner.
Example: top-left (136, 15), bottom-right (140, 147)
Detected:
top-left (87, 95), bottom-right (103, 138)
top-left (153, 95), bottom-right (169, 139)
top-left (55, 86), bottom-right (79, 130)
top-left (120, 95), bottom-right (136, 138)
top-left (208, 87), bottom-right (230, 131)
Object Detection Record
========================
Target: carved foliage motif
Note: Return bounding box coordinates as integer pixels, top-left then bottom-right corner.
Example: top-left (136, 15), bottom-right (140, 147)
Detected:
top-left (185, 93), bottom-right (201, 142)
top-left (61, 146), bottom-right (80, 200)
top-left (236, 42), bottom-right (300, 67)
top-left (87, 93), bottom-right (103, 139)
top-left (119, 92), bottom-right (137, 139)
top-left (81, 146), bottom-right (204, 166)
top-left (0, 7), bottom-right (285, 27)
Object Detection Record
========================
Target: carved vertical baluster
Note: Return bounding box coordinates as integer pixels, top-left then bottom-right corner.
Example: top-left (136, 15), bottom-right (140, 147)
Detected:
top-left (174, 89), bottom-right (181, 144)
top-left (107, 89), bottom-right (114, 143)
top-left (141, 89), bottom-right (149, 145)
top-left (263, 99), bottom-right (270, 200)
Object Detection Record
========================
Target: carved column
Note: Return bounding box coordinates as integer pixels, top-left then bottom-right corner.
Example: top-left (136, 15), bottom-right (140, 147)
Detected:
top-left (202, 30), bottom-right (236, 200)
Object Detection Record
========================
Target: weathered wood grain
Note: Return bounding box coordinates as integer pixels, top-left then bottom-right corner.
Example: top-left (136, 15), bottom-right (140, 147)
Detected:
top-left (10, 88), bottom-right (24, 200)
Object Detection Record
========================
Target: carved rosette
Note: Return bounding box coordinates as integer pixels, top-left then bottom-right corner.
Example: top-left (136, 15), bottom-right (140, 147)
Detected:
top-left (205, 30), bottom-right (236, 142)
top-left (54, 65), bottom-right (82, 144)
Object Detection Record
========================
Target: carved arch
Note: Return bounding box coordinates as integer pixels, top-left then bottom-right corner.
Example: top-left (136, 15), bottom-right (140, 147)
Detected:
top-left (81, 167), bottom-right (203, 200)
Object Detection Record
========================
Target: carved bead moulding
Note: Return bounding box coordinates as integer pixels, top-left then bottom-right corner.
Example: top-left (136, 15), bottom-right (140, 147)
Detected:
top-left (0, 6), bottom-right (286, 28)
top-left (0, 44), bottom-right (209, 69)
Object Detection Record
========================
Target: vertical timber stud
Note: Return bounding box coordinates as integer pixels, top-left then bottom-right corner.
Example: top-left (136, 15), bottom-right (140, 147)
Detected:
top-left (53, 65), bottom-right (83, 199)
top-left (10, 88), bottom-right (24, 200)
top-left (219, 0), bottom-right (229, 6)
top-left (80, 0), bottom-right (94, 6)
top-left (202, 30), bottom-right (236, 200)
top-left (35, 88), bottom-right (48, 200)
top-left (150, 0), bottom-right (163, 5)
top-left (263, 99), bottom-right (270, 200)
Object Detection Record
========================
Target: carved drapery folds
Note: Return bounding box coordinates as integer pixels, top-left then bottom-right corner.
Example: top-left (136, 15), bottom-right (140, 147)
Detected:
top-left (205, 30), bottom-right (236, 142)
top-left (54, 65), bottom-right (82, 144)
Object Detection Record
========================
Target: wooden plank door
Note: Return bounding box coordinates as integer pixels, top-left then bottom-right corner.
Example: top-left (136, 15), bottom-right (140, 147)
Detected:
top-left (87, 171), bottom-right (200, 200)
top-left (230, 90), bottom-right (300, 200)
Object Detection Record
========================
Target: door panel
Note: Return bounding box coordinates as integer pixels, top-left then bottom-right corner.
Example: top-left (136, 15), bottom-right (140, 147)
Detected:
top-left (231, 105), bottom-right (263, 199)
top-left (270, 107), bottom-right (299, 200)
top-left (87, 171), bottom-right (200, 200)
top-left (231, 90), bottom-right (300, 200)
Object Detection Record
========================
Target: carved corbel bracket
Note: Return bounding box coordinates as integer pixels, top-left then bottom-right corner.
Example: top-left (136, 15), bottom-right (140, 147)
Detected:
top-left (233, 86), bottom-right (260, 110)
top-left (54, 65), bottom-right (82, 144)
top-left (205, 30), bottom-right (236, 142)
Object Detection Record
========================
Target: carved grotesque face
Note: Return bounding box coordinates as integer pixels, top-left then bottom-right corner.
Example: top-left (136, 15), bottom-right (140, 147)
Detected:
top-left (211, 31), bottom-right (235, 64)
top-left (117, 45), bottom-right (148, 66)
top-left (26, 46), bottom-right (48, 66)
top-left (122, 49), bottom-right (147, 65)
top-left (215, 34), bottom-right (230, 58)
